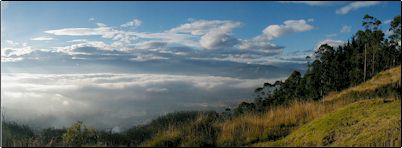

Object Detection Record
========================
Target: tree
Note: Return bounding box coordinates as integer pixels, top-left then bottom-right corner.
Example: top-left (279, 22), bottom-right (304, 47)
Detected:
top-left (362, 14), bottom-right (383, 77)
top-left (389, 15), bottom-right (401, 66)
top-left (62, 121), bottom-right (97, 146)
top-left (301, 59), bottom-right (323, 100)
top-left (306, 56), bottom-right (312, 67)
top-left (273, 70), bottom-right (302, 103)
top-left (234, 102), bottom-right (256, 116)
top-left (389, 15), bottom-right (401, 43)
top-left (237, 14), bottom-right (399, 118)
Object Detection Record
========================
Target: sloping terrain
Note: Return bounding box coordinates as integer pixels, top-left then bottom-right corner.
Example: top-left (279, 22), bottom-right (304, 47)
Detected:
top-left (253, 66), bottom-right (401, 147)
top-left (254, 99), bottom-right (401, 147)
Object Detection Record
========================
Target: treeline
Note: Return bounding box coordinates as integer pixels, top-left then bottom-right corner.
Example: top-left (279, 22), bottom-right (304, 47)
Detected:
top-left (232, 14), bottom-right (401, 115)
top-left (2, 111), bottom-right (220, 147)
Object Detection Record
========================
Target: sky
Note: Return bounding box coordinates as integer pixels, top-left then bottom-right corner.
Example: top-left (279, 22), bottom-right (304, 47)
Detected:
top-left (1, 1), bottom-right (400, 130)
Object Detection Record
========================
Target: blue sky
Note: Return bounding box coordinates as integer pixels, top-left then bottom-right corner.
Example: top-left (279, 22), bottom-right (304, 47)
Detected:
top-left (1, 1), bottom-right (400, 129)
top-left (1, 1), bottom-right (400, 55)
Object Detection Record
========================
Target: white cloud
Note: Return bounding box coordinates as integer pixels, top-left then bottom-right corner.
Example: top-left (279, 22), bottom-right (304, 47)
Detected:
top-left (1, 57), bottom-right (23, 62)
top-left (67, 39), bottom-right (88, 43)
top-left (96, 23), bottom-right (107, 27)
top-left (384, 19), bottom-right (392, 24)
top-left (129, 54), bottom-right (169, 62)
top-left (1, 46), bottom-right (33, 62)
top-left (200, 31), bottom-right (239, 50)
top-left (44, 26), bottom-right (136, 46)
top-left (121, 19), bottom-right (142, 28)
top-left (130, 32), bottom-right (200, 48)
top-left (169, 20), bottom-right (241, 35)
top-left (336, 1), bottom-right (381, 15)
top-left (258, 19), bottom-right (314, 41)
top-left (5, 40), bottom-right (20, 46)
top-left (31, 36), bottom-right (54, 41)
top-left (53, 40), bottom-right (115, 53)
top-left (146, 88), bottom-right (168, 93)
top-left (1, 41), bottom-right (39, 62)
top-left (35, 19), bottom-right (304, 64)
top-left (44, 25), bottom-right (198, 49)
top-left (314, 39), bottom-right (345, 51)
top-left (89, 17), bottom-right (95, 21)
top-left (385, 29), bottom-right (396, 37)
top-left (1, 72), bottom-right (277, 129)
top-left (169, 20), bottom-right (242, 49)
top-left (238, 40), bottom-right (283, 51)
top-left (45, 27), bottom-right (118, 37)
top-left (134, 41), bottom-right (167, 49)
top-left (340, 25), bottom-right (351, 33)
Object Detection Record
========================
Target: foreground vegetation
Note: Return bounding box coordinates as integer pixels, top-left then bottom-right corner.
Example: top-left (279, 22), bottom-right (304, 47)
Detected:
top-left (2, 14), bottom-right (401, 147)
top-left (254, 99), bottom-right (401, 147)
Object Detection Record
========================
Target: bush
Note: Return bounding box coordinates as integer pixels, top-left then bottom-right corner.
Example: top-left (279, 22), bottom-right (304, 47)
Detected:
top-left (62, 121), bottom-right (97, 146)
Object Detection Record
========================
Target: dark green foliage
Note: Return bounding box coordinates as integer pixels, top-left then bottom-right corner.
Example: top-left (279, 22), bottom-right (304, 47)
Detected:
top-left (123, 112), bottom-right (202, 146)
top-left (2, 121), bottom-right (35, 147)
top-left (179, 112), bottom-right (219, 147)
top-left (124, 111), bottom-right (219, 146)
top-left (40, 127), bottom-right (66, 146)
top-left (235, 14), bottom-right (401, 116)
top-left (62, 121), bottom-right (98, 146)
top-left (234, 102), bottom-right (256, 116)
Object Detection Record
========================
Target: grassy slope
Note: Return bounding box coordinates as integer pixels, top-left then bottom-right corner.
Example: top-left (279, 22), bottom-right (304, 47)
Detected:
top-left (323, 65), bottom-right (401, 103)
top-left (254, 100), bottom-right (401, 147)
top-left (253, 66), bottom-right (401, 147)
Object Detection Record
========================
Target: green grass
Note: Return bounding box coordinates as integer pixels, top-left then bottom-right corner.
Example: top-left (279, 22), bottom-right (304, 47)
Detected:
top-left (254, 99), bottom-right (401, 147)
top-left (252, 66), bottom-right (401, 147)
top-left (218, 66), bottom-right (401, 147)
top-left (324, 66), bottom-right (401, 102)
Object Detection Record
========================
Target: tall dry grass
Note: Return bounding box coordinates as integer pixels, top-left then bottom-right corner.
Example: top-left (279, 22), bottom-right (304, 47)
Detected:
top-left (324, 66), bottom-right (401, 102)
top-left (216, 100), bottom-right (332, 146)
top-left (216, 66), bottom-right (401, 146)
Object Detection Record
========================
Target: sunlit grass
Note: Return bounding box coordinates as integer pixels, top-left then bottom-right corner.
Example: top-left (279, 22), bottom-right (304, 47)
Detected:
top-left (324, 66), bottom-right (401, 102)
top-left (218, 66), bottom-right (400, 146)
top-left (255, 99), bottom-right (401, 147)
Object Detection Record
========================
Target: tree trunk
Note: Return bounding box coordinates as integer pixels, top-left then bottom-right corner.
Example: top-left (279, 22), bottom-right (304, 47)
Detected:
top-left (372, 51), bottom-right (375, 76)
top-left (364, 44), bottom-right (367, 82)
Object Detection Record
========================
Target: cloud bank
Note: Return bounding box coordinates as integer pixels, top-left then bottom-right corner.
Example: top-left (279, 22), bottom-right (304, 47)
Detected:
top-left (1, 73), bottom-right (284, 129)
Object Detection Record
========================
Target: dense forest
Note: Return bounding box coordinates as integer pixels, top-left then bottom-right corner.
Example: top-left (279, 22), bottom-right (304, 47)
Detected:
top-left (1, 14), bottom-right (401, 147)
top-left (237, 14), bottom-right (401, 115)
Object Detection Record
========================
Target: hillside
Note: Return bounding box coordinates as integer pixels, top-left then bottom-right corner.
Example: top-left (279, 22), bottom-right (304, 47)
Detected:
top-left (138, 66), bottom-right (401, 147)
top-left (252, 66), bottom-right (401, 147)
top-left (254, 99), bottom-right (400, 147)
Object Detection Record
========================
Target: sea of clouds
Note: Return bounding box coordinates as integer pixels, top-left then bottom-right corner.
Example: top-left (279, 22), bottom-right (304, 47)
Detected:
top-left (1, 72), bottom-right (283, 130)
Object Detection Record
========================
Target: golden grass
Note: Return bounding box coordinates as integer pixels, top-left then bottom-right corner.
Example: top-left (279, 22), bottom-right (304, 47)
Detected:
top-left (141, 112), bottom-right (218, 147)
top-left (254, 99), bottom-right (401, 147)
top-left (217, 66), bottom-right (401, 146)
top-left (324, 66), bottom-right (401, 102)
top-left (141, 126), bottom-right (181, 147)
top-left (216, 100), bottom-right (339, 146)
